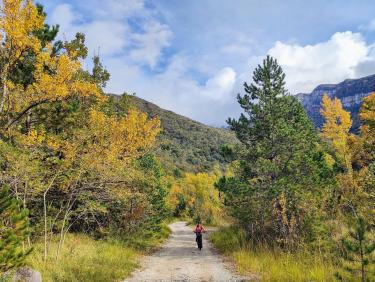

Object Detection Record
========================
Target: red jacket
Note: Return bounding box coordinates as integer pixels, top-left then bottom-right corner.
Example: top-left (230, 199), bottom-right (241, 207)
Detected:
top-left (194, 225), bottom-right (205, 233)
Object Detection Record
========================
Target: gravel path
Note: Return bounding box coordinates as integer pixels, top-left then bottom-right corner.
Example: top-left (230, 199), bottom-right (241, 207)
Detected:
top-left (125, 221), bottom-right (248, 282)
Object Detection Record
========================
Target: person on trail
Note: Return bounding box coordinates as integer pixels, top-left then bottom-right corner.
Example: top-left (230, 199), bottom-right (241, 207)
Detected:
top-left (193, 223), bottom-right (206, 250)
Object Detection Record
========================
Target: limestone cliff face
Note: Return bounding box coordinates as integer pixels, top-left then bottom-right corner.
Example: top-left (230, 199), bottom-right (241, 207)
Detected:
top-left (296, 74), bottom-right (375, 131)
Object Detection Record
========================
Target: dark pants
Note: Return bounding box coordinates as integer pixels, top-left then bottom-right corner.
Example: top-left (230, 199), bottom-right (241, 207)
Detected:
top-left (196, 233), bottom-right (202, 249)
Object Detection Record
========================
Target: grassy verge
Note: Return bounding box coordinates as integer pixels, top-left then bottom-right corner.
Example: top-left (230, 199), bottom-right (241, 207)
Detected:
top-left (27, 234), bottom-right (138, 282)
top-left (27, 224), bottom-right (171, 282)
top-left (121, 223), bottom-right (171, 253)
top-left (210, 227), bottom-right (338, 282)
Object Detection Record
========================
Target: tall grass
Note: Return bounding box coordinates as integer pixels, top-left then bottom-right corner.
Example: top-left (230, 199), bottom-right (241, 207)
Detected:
top-left (210, 227), bottom-right (338, 282)
top-left (27, 234), bottom-right (138, 282)
top-left (27, 224), bottom-right (171, 282)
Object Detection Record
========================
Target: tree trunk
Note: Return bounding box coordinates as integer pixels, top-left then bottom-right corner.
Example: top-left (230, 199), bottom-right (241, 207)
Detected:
top-left (56, 198), bottom-right (73, 260)
top-left (360, 240), bottom-right (366, 282)
top-left (43, 174), bottom-right (58, 262)
top-left (25, 111), bottom-right (32, 133)
top-left (23, 181), bottom-right (31, 248)
top-left (43, 190), bottom-right (48, 262)
top-left (0, 65), bottom-right (9, 114)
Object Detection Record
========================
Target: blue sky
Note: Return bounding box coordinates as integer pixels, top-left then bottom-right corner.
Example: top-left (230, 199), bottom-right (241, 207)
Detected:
top-left (39, 0), bottom-right (375, 125)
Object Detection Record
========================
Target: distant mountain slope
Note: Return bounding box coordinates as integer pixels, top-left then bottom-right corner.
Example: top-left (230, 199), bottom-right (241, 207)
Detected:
top-left (296, 74), bottom-right (375, 131)
top-left (128, 96), bottom-right (238, 173)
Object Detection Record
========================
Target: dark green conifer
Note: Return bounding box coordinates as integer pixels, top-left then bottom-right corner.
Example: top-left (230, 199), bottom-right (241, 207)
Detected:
top-left (220, 56), bottom-right (332, 245)
top-left (336, 217), bottom-right (374, 282)
top-left (0, 185), bottom-right (32, 273)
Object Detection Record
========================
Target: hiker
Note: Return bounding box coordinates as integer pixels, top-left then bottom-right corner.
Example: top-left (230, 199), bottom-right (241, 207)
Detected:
top-left (193, 222), bottom-right (206, 250)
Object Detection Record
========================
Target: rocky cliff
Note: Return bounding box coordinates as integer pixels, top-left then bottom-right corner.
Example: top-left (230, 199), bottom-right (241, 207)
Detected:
top-left (296, 74), bottom-right (375, 131)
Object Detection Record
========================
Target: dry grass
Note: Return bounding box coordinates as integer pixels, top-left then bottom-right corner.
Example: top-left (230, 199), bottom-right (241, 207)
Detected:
top-left (27, 234), bottom-right (138, 282)
top-left (210, 227), bottom-right (338, 282)
top-left (27, 224), bottom-right (171, 282)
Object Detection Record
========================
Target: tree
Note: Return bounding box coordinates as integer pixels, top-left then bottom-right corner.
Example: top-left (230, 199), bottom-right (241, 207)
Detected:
top-left (168, 172), bottom-right (222, 224)
top-left (360, 92), bottom-right (375, 129)
top-left (358, 92), bottom-right (375, 169)
top-left (319, 94), bottom-right (374, 281)
top-left (221, 56), bottom-right (331, 245)
top-left (17, 104), bottom-right (161, 258)
top-left (336, 217), bottom-right (374, 282)
top-left (320, 94), bottom-right (374, 216)
top-left (0, 0), bottom-right (171, 271)
top-left (0, 185), bottom-right (31, 273)
top-left (0, 0), bottom-right (101, 133)
top-left (0, 0), bottom-right (44, 114)
top-left (136, 154), bottom-right (170, 232)
top-left (10, 4), bottom-right (61, 88)
top-left (91, 55), bottom-right (110, 88)
top-left (320, 95), bottom-right (353, 173)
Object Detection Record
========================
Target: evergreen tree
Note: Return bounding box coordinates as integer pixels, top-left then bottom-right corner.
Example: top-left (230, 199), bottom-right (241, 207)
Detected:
top-left (92, 55), bottom-right (110, 88)
top-left (221, 56), bottom-right (332, 245)
top-left (0, 185), bottom-right (32, 273)
top-left (336, 217), bottom-right (374, 282)
top-left (138, 154), bottom-right (169, 231)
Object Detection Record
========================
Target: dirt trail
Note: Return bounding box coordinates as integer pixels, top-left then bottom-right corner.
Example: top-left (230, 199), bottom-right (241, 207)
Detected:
top-left (125, 221), bottom-right (248, 282)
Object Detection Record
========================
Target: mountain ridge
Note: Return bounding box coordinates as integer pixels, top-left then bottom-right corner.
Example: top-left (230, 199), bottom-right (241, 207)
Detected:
top-left (296, 74), bottom-right (375, 130)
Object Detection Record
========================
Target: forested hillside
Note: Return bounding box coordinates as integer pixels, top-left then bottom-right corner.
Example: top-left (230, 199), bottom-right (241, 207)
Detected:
top-left (109, 94), bottom-right (238, 173)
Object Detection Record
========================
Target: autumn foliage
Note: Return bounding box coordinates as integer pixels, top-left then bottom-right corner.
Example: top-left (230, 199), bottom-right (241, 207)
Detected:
top-left (168, 171), bottom-right (222, 224)
top-left (0, 0), bottom-right (165, 271)
top-left (0, 2), bottom-right (373, 281)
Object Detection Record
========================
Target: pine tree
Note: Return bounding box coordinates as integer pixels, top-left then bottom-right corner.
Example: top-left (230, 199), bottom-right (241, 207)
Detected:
top-left (222, 56), bottom-right (331, 245)
top-left (0, 185), bottom-right (32, 273)
top-left (92, 55), bottom-right (110, 88)
top-left (336, 217), bottom-right (374, 282)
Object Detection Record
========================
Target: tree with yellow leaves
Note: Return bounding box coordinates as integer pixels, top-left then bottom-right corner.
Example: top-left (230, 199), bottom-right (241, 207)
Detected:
top-left (320, 95), bottom-right (354, 173)
top-left (168, 172), bottom-right (223, 224)
top-left (0, 0), bottom-right (101, 133)
top-left (86, 108), bottom-right (160, 170)
top-left (321, 94), bottom-right (375, 281)
top-left (0, 0), bottom-right (44, 113)
top-left (0, 0), bottom-right (166, 266)
top-left (360, 92), bottom-right (375, 129)
top-left (359, 92), bottom-right (375, 154)
top-left (16, 104), bottom-right (161, 260)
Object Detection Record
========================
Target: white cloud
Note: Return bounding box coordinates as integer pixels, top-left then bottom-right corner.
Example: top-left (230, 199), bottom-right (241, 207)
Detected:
top-left (73, 0), bottom-right (146, 20)
top-left (48, 2), bottom-right (171, 67)
top-left (105, 54), bottom-right (240, 125)
top-left (50, 4), bottom-right (79, 33)
top-left (204, 67), bottom-right (236, 100)
top-left (45, 2), bottom-right (240, 125)
top-left (104, 0), bottom-right (145, 17)
top-left (49, 4), bottom-right (129, 55)
top-left (47, 3), bottom-right (375, 125)
top-left (129, 21), bottom-right (172, 68)
top-left (268, 31), bottom-right (375, 93)
top-left (82, 21), bottom-right (129, 55)
top-left (220, 33), bottom-right (254, 56)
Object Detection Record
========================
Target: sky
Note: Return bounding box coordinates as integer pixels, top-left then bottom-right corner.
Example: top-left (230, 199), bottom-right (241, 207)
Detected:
top-left (39, 0), bottom-right (375, 126)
